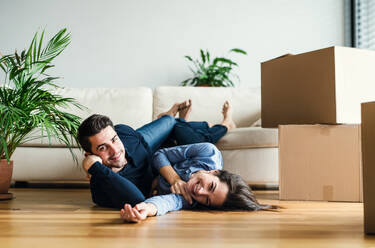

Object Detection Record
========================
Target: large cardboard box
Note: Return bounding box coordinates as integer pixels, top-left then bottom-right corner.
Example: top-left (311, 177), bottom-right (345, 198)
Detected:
top-left (261, 46), bottom-right (375, 128)
top-left (279, 124), bottom-right (362, 202)
top-left (361, 102), bottom-right (375, 234)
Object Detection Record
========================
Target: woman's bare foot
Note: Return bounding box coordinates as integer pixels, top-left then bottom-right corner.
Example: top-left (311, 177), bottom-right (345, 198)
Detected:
top-left (157, 102), bottom-right (181, 118)
top-left (178, 99), bottom-right (192, 120)
top-left (221, 101), bottom-right (236, 131)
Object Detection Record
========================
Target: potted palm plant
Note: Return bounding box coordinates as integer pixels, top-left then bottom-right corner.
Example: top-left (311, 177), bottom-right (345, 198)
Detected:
top-left (181, 48), bottom-right (247, 87)
top-left (0, 28), bottom-right (85, 199)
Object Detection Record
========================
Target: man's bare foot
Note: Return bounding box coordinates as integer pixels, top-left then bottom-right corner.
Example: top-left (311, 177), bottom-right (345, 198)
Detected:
top-left (178, 99), bottom-right (192, 120)
top-left (221, 101), bottom-right (236, 131)
top-left (157, 102), bottom-right (181, 119)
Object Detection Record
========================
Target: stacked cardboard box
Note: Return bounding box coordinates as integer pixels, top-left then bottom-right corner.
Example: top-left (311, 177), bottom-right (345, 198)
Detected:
top-left (261, 46), bottom-right (375, 202)
top-left (361, 102), bottom-right (375, 234)
top-left (278, 124), bottom-right (362, 202)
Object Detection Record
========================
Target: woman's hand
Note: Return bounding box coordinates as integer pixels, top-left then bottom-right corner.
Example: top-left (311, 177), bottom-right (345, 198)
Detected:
top-left (170, 179), bottom-right (192, 204)
top-left (120, 203), bottom-right (157, 223)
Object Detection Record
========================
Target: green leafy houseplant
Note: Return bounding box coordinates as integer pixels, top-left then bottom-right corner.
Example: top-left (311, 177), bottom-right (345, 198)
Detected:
top-left (181, 48), bottom-right (247, 87)
top-left (0, 28), bottom-right (85, 163)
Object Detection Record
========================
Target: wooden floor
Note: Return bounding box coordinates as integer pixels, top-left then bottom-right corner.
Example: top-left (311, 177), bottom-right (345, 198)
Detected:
top-left (0, 188), bottom-right (374, 248)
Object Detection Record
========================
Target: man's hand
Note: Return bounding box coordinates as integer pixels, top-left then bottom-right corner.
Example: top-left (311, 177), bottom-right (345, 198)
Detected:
top-left (82, 153), bottom-right (102, 179)
top-left (170, 179), bottom-right (192, 204)
top-left (120, 203), bottom-right (157, 223)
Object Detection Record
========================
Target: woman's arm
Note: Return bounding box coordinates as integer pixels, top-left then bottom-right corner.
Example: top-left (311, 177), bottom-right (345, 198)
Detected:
top-left (120, 202), bottom-right (157, 223)
top-left (121, 194), bottom-right (192, 223)
top-left (153, 143), bottom-right (217, 171)
top-left (159, 165), bottom-right (192, 203)
top-left (153, 142), bottom-right (219, 174)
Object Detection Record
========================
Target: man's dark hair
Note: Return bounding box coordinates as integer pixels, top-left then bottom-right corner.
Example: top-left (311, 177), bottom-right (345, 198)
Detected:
top-left (215, 170), bottom-right (278, 211)
top-left (77, 114), bottom-right (114, 153)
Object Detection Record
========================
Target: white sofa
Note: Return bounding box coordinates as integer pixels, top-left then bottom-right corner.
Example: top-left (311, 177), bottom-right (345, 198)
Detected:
top-left (12, 86), bottom-right (278, 186)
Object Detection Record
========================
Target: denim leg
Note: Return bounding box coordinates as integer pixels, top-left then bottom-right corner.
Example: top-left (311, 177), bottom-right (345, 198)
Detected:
top-left (173, 121), bottom-right (207, 145)
top-left (207, 124), bottom-right (228, 143)
top-left (173, 121), bottom-right (228, 145)
top-left (184, 121), bottom-right (210, 130)
top-left (136, 115), bottom-right (177, 154)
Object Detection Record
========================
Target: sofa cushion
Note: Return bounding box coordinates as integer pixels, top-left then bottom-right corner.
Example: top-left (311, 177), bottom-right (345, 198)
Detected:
top-left (215, 127), bottom-right (278, 150)
top-left (22, 87), bottom-right (153, 147)
top-left (153, 86), bottom-right (261, 128)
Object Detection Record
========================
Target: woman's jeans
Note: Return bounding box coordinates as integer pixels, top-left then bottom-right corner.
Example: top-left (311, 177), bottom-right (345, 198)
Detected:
top-left (172, 118), bottom-right (227, 145)
top-left (137, 115), bottom-right (228, 151)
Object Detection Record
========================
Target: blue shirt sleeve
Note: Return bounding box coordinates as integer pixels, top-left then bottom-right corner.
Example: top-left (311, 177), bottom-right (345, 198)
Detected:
top-left (144, 193), bottom-right (193, 216)
top-left (152, 142), bottom-right (222, 172)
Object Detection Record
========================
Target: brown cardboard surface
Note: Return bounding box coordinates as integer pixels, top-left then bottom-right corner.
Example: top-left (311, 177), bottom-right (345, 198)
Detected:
top-left (361, 102), bottom-right (375, 234)
top-left (261, 46), bottom-right (375, 128)
top-left (279, 124), bottom-right (362, 202)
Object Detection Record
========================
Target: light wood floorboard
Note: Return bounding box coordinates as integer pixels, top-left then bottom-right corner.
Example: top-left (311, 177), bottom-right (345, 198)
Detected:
top-left (0, 188), bottom-right (374, 248)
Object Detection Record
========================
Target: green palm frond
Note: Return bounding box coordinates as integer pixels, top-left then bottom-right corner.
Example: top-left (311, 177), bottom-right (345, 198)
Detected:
top-left (0, 29), bottom-right (86, 163)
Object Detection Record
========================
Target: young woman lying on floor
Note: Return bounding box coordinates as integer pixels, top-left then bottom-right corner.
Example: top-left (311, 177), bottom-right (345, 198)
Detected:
top-left (120, 142), bottom-right (277, 223)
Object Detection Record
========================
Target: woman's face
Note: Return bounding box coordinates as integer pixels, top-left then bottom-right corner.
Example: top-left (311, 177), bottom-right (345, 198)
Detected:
top-left (186, 170), bottom-right (229, 207)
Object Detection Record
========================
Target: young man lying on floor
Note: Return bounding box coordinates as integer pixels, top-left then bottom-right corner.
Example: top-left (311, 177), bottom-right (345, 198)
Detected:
top-left (77, 100), bottom-right (237, 209)
top-left (121, 142), bottom-right (275, 223)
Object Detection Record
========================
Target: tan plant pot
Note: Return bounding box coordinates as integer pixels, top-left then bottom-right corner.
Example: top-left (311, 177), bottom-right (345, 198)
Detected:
top-left (0, 160), bottom-right (13, 194)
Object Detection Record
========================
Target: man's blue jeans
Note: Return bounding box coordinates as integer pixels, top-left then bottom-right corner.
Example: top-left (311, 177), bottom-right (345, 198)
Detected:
top-left (136, 115), bottom-right (176, 153)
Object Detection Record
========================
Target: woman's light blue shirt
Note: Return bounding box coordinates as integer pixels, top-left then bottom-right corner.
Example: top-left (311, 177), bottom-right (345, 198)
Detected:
top-left (144, 142), bottom-right (222, 215)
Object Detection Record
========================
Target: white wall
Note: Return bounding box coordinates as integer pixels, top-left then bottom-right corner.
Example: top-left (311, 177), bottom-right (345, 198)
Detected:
top-left (0, 0), bottom-right (345, 88)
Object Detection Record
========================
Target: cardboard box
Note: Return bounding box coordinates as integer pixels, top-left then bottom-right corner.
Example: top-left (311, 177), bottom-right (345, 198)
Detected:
top-left (361, 102), bottom-right (375, 234)
top-left (279, 124), bottom-right (362, 202)
top-left (261, 46), bottom-right (375, 128)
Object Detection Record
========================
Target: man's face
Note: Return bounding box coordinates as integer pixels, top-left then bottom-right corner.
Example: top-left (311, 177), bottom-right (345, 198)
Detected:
top-left (185, 170), bottom-right (229, 207)
top-left (88, 126), bottom-right (126, 169)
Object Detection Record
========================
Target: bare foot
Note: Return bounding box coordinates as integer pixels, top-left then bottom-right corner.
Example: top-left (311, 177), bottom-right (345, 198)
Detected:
top-left (221, 101), bottom-right (236, 131)
top-left (157, 102), bottom-right (181, 118)
top-left (178, 99), bottom-right (192, 120)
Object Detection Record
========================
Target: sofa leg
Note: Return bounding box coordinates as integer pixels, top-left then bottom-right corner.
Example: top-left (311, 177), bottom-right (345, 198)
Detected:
top-left (13, 181), bottom-right (29, 188)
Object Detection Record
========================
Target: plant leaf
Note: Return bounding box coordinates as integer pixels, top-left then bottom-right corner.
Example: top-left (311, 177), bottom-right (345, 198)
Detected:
top-left (184, 56), bottom-right (193, 62)
top-left (37, 30), bottom-right (45, 61)
top-left (200, 49), bottom-right (206, 64)
top-left (230, 48), bottom-right (247, 55)
top-left (0, 28), bottom-right (84, 163)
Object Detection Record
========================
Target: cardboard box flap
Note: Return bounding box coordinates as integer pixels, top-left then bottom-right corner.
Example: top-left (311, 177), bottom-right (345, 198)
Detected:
top-left (262, 46), bottom-right (338, 64)
top-left (262, 53), bottom-right (294, 63)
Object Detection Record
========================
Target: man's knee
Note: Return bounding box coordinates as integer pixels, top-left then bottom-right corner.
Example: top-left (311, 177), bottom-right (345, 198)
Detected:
top-left (160, 114), bottom-right (175, 122)
top-left (159, 115), bottom-right (177, 128)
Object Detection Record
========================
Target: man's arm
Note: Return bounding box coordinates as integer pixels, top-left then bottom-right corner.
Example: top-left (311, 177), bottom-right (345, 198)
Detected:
top-left (82, 154), bottom-right (102, 177)
top-left (82, 155), bottom-right (145, 208)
